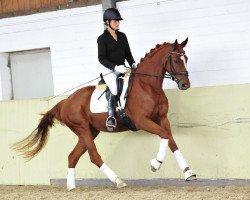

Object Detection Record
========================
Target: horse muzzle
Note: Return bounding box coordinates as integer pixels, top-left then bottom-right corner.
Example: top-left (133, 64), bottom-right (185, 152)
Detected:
top-left (177, 78), bottom-right (190, 90)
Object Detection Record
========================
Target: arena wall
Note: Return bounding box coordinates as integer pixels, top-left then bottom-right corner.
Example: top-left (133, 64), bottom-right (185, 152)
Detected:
top-left (1, 84), bottom-right (250, 185)
top-left (0, 0), bottom-right (250, 185)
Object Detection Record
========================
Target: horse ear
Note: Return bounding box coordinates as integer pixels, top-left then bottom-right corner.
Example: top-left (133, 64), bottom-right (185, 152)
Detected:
top-left (180, 37), bottom-right (188, 48)
top-left (174, 39), bottom-right (178, 50)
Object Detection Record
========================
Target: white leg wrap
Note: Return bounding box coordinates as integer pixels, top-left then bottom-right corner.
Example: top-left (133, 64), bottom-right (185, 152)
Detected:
top-left (184, 169), bottom-right (197, 181)
top-left (150, 139), bottom-right (168, 172)
top-left (67, 168), bottom-right (76, 191)
top-left (174, 149), bottom-right (188, 171)
top-left (150, 158), bottom-right (162, 171)
top-left (156, 139), bottom-right (168, 162)
top-left (100, 163), bottom-right (118, 183)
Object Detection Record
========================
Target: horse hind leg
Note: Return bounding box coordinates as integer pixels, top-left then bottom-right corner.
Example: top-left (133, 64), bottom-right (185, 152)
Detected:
top-left (71, 124), bottom-right (127, 189)
top-left (67, 126), bottom-right (100, 191)
top-left (66, 137), bottom-right (86, 191)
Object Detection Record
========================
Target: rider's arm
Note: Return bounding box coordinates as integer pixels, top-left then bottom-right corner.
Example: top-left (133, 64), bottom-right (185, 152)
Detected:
top-left (97, 36), bottom-right (116, 70)
top-left (124, 34), bottom-right (135, 67)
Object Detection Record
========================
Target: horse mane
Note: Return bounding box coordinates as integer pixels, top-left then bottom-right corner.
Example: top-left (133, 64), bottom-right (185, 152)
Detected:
top-left (138, 42), bottom-right (171, 66)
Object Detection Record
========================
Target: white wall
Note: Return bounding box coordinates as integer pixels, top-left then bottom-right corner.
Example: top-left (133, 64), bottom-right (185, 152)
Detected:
top-left (10, 50), bottom-right (54, 99)
top-left (117, 0), bottom-right (250, 88)
top-left (0, 0), bottom-right (250, 98)
top-left (0, 5), bottom-right (103, 97)
top-left (0, 53), bottom-right (12, 100)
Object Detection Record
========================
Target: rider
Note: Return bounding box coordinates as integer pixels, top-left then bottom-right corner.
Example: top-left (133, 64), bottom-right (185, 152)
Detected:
top-left (97, 8), bottom-right (137, 130)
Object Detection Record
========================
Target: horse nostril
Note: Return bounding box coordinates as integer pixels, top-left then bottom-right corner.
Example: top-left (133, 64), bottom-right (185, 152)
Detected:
top-left (182, 83), bottom-right (186, 88)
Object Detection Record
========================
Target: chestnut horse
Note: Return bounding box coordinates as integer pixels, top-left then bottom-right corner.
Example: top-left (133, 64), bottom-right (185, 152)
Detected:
top-left (12, 38), bottom-right (196, 190)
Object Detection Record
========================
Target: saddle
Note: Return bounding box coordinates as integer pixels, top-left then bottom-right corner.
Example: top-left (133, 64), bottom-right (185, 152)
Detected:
top-left (90, 73), bottom-right (137, 131)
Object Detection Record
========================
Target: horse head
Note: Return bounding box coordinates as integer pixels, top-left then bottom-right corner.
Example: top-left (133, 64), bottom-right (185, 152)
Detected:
top-left (166, 38), bottom-right (190, 90)
top-left (136, 38), bottom-right (190, 90)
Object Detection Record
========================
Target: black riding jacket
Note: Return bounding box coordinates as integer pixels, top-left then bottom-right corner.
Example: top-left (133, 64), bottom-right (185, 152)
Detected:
top-left (97, 29), bottom-right (135, 70)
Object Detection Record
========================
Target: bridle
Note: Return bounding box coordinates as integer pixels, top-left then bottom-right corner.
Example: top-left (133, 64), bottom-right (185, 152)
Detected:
top-left (131, 51), bottom-right (189, 83)
top-left (166, 51), bottom-right (189, 82)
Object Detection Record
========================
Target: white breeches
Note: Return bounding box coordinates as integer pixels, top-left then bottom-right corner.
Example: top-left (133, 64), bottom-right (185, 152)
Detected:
top-left (101, 67), bottom-right (119, 95)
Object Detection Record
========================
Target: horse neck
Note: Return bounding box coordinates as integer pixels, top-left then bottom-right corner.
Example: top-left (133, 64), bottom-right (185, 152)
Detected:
top-left (136, 45), bottom-right (169, 90)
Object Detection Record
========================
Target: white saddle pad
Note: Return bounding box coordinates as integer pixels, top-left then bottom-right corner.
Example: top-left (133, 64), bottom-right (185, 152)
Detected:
top-left (90, 73), bottom-right (130, 113)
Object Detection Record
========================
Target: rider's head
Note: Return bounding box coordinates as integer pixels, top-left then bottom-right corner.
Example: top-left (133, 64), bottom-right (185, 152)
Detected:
top-left (103, 8), bottom-right (123, 30)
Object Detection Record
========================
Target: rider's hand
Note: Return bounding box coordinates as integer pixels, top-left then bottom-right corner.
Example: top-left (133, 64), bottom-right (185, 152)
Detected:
top-left (115, 65), bottom-right (126, 74)
top-left (132, 63), bottom-right (137, 69)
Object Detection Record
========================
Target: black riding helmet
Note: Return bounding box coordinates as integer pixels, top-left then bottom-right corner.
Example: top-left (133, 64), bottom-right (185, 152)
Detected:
top-left (103, 8), bottom-right (123, 22)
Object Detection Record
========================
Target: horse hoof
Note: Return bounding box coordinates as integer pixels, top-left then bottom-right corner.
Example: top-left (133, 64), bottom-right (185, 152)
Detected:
top-left (67, 185), bottom-right (76, 191)
top-left (67, 178), bottom-right (76, 191)
top-left (185, 169), bottom-right (197, 181)
top-left (114, 177), bottom-right (127, 189)
top-left (151, 165), bottom-right (157, 172)
top-left (150, 158), bottom-right (161, 172)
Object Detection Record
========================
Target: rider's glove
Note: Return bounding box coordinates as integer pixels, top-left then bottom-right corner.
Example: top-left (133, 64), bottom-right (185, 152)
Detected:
top-left (114, 65), bottom-right (126, 74)
top-left (132, 63), bottom-right (137, 69)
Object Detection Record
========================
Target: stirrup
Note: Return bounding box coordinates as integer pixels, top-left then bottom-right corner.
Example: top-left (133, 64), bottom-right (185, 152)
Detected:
top-left (106, 116), bottom-right (117, 131)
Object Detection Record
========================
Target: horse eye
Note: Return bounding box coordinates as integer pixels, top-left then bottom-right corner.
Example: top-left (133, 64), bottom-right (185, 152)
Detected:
top-left (174, 60), bottom-right (178, 64)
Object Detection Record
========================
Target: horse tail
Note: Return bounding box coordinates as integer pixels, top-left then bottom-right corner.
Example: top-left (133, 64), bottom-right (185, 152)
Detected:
top-left (11, 103), bottom-right (61, 161)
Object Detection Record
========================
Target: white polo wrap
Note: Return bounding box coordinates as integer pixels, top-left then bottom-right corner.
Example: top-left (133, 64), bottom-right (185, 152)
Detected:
top-left (174, 149), bottom-right (188, 171)
top-left (100, 163), bottom-right (118, 182)
top-left (67, 168), bottom-right (76, 191)
top-left (156, 139), bottom-right (169, 162)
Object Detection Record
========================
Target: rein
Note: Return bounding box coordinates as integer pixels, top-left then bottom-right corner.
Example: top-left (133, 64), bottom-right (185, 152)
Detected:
top-left (131, 51), bottom-right (189, 82)
top-left (131, 71), bottom-right (172, 79)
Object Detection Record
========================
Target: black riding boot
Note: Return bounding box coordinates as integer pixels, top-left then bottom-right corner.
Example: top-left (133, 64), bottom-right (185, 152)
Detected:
top-left (106, 94), bottom-right (117, 131)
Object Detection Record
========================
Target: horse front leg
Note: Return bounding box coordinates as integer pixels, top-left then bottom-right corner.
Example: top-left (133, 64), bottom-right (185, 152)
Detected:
top-left (160, 117), bottom-right (197, 181)
top-left (135, 118), bottom-right (169, 172)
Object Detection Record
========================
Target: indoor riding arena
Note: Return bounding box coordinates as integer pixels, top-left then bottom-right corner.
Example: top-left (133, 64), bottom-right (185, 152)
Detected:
top-left (0, 0), bottom-right (250, 199)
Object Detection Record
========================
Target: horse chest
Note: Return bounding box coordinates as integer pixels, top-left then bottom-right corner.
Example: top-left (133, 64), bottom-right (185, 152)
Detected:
top-left (145, 101), bottom-right (162, 117)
